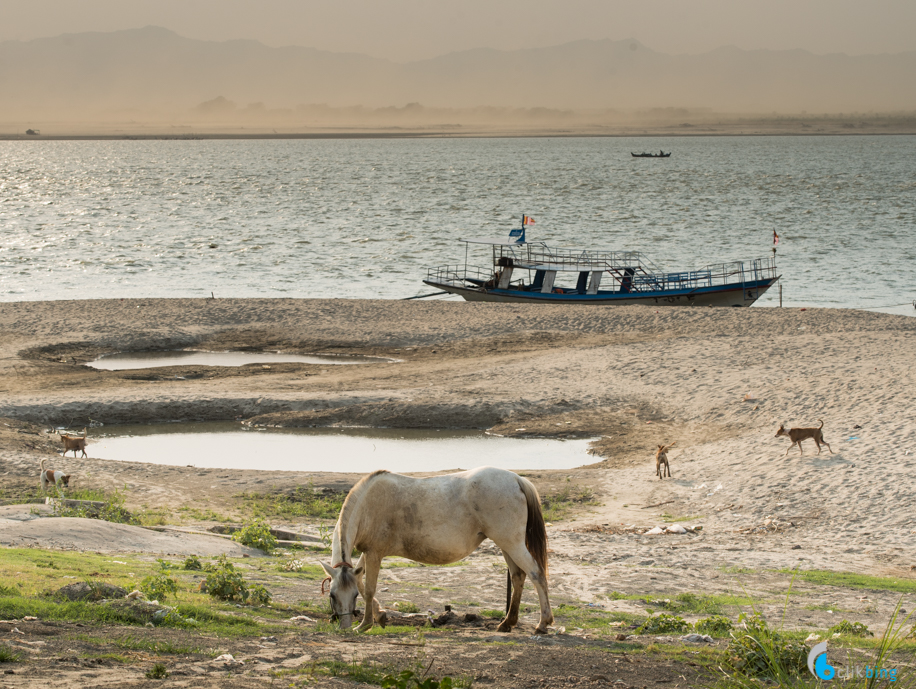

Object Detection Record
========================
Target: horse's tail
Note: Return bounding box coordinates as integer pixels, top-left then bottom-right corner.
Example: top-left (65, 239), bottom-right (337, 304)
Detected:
top-left (517, 476), bottom-right (549, 580)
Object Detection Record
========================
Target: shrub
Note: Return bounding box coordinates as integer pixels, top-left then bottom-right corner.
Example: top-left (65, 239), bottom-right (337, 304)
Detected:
top-left (248, 584), bottom-right (272, 606)
top-left (202, 556), bottom-right (271, 605)
top-left (140, 573), bottom-right (179, 603)
top-left (51, 487), bottom-right (137, 525)
top-left (203, 557), bottom-right (249, 602)
top-left (828, 619), bottom-right (873, 637)
top-left (231, 519), bottom-right (278, 552)
top-left (725, 612), bottom-right (807, 679)
top-left (695, 615), bottom-right (734, 636)
top-left (182, 555), bottom-right (203, 571)
top-left (637, 613), bottom-right (690, 634)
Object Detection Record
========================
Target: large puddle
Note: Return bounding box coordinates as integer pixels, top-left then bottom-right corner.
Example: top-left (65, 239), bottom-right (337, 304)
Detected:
top-left (86, 351), bottom-right (393, 370)
top-left (88, 422), bottom-right (596, 473)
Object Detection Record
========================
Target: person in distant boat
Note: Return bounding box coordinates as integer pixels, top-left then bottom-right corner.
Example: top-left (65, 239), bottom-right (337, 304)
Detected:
top-left (660, 150), bottom-right (664, 156)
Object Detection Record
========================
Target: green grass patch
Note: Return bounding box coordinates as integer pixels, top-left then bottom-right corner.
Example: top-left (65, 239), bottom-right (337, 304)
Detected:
top-left (551, 603), bottom-right (640, 635)
top-left (83, 653), bottom-right (131, 663)
top-left (236, 484), bottom-right (346, 520)
top-left (146, 662), bottom-right (169, 679)
top-left (720, 565), bottom-right (755, 574)
top-left (75, 634), bottom-right (207, 655)
top-left (0, 646), bottom-right (21, 663)
top-left (776, 568), bottom-right (916, 593)
top-left (540, 483), bottom-right (600, 522)
top-left (273, 658), bottom-right (473, 688)
top-left (0, 548), bottom-right (287, 637)
top-left (607, 591), bottom-right (753, 616)
top-left (176, 506), bottom-right (237, 523)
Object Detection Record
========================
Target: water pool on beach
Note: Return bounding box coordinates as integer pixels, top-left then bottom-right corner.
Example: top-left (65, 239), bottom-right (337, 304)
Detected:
top-left (85, 350), bottom-right (395, 370)
top-left (89, 422), bottom-right (597, 473)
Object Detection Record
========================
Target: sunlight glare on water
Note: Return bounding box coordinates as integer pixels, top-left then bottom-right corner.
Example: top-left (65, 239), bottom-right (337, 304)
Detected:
top-left (2, 136), bottom-right (914, 315)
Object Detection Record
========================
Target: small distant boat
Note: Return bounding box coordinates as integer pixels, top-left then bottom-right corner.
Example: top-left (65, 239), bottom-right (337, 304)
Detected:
top-left (632, 151), bottom-right (670, 158)
top-left (423, 218), bottom-right (779, 307)
top-left (25, 129), bottom-right (40, 136)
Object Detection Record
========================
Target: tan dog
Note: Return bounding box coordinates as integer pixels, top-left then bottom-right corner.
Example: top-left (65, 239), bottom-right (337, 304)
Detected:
top-left (655, 442), bottom-right (675, 479)
top-left (59, 428), bottom-right (88, 458)
top-left (39, 458), bottom-right (70, 493)
top-left (775, 419), bottom-right (833, 456)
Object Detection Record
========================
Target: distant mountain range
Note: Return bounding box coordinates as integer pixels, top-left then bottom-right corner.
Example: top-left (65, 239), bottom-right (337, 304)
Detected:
top-left (2, 26), bottom-right (915, 119)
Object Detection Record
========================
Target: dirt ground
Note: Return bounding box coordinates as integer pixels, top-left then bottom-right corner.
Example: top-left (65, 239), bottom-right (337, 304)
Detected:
top-left (2, 299), bottom-right (916, 687)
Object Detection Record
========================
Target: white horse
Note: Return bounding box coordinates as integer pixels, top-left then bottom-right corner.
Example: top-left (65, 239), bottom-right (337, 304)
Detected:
top-left (320, 466), bottom-right (553, 634)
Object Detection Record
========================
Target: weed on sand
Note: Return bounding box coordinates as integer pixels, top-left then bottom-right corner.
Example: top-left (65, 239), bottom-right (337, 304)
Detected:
top-left (776, 568), bottom-right (916, 594)
top-left (540, 483), bottom-right (599, 522)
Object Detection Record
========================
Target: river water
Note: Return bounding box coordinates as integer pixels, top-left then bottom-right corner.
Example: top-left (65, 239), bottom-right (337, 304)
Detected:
top-left (2, 136), bottom-right (914, 315)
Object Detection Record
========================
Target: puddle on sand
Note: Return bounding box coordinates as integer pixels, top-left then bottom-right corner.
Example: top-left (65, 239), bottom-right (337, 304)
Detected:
top-left (90, 422), bottom-right (596, 473)
top-left (85, 350), bottom-right (393, 370)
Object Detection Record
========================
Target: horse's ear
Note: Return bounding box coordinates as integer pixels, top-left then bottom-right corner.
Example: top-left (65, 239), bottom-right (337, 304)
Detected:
top-left (353, 565), bottom-right (364, 576)
top-left (320, 562), bottom-right (335, 578)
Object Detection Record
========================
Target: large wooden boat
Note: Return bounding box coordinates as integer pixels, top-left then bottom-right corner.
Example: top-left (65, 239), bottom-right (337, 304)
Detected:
top-left (423, 235), bottom-right (779, 307)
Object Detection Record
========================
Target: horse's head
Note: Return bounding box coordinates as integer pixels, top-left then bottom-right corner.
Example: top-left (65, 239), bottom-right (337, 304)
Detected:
top-left (320, 561), bottom-right (363, 628)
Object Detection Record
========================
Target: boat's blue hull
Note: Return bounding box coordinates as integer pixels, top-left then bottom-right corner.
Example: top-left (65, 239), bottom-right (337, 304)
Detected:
top-left (424, 277), bottom-right (778, 307)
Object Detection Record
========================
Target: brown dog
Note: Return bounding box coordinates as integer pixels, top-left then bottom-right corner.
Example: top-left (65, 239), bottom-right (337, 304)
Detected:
top-left (59, 428), bottom-right (88, 458)
top-left (39, 458), bottom-right (70, 493)
top-left (775, 419), bottom-right (832, 456)
top-left (655, 442), bottom-right (675, 479)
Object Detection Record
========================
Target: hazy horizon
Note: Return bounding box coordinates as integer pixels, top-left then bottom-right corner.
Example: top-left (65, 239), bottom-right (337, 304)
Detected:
top-left (3, 16), bottom-right (916, 132)
top-left (2, 0), bottom-right (916, 62)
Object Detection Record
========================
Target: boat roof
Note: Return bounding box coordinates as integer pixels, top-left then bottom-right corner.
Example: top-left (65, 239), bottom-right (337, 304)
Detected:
top-left (459, 237), bottom-right (530, 246)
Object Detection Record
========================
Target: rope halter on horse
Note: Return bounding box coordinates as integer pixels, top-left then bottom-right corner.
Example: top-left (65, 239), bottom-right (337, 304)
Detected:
top-left (321, 561), bottom-right (357, 621)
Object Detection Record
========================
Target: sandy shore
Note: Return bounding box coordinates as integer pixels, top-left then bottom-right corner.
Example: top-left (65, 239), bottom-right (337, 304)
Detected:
top-left (1, 298), bottom-right (915, 681)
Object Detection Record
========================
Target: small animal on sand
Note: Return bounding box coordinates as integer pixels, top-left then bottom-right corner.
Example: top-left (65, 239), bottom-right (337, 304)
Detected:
top-left (59, 428), bottom-right (88, 458)
top-left (39, 458), bottom-right (70, 493)
top-left (775, 419), bottom-right (833, 456)
top-left (655, 442), bottom-right (675, 479)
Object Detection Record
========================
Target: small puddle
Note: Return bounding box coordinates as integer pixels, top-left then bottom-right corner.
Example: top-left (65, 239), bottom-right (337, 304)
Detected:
top-left (86, 350), bottom-right (393, 370)
top-left (90, 422), bottom-right (596, 473)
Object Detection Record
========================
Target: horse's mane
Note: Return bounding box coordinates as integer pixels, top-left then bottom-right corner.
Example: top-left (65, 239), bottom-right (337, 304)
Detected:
top-left (334, 470), bottom-right (389, 562)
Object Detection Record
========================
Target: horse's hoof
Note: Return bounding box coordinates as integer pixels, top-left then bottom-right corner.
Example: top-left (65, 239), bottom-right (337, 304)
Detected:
top-left (496, 622), bottom-right (512, 633)
top-left (534, 627), bottom-right (549, 635)
top-left (378, 611), bottom-right (388, 628)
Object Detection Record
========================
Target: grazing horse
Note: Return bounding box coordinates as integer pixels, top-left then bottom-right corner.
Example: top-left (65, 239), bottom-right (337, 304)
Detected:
top-left (320, 467), bottom-right (553, 634)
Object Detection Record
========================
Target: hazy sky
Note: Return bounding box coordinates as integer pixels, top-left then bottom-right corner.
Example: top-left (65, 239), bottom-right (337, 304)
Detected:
top-left (2, 0), bottom-right (915, 61)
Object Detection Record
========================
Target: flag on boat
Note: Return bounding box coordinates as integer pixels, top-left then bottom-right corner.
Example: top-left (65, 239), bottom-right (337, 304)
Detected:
top-left (509, 214), bottom-right (533, 243)
top-left (773, 230), bottom-right (779, 246)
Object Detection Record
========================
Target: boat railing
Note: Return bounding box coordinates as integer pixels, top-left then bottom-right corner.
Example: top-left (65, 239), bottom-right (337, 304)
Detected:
top-left (427, 255), bottom-right (777, 293)
top-left (495, 244), bottom-right (660, 274)
top-left (426, 264), bottom-right (493, 286)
